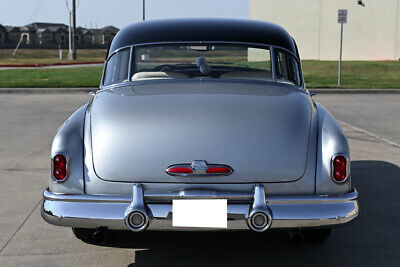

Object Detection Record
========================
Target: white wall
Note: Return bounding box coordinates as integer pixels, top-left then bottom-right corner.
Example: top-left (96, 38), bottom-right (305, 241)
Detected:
top-left (250, 0), bottom-right (400, 60)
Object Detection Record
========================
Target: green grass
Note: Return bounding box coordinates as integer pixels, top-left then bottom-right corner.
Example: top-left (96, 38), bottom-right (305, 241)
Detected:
top-left (0, 67), bottom-right (103, 87)
top-left (302, 60), bottom-right (400, 88)
top-left (0, 49), bottom-right (107, 65)
top-left (0, 60), bottom-right (399, 88)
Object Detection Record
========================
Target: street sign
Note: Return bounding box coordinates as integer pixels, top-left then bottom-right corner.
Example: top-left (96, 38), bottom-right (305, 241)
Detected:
top-left (337, 9), bottom-right (348, 86)
top-left (338, 9), bottom-right (348, 23)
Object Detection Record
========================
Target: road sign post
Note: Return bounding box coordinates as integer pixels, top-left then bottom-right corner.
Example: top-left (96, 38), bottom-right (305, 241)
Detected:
top-left (337, 9), bottom-right (347, 87)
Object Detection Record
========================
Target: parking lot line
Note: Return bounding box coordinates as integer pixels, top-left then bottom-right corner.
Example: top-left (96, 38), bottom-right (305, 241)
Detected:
top-left (339, 120), bottom-right (400, 148)
top-left (0, 199), bottom-right (42, 254)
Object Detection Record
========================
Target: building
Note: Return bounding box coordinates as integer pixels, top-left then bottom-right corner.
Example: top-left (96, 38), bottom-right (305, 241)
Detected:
top-left (25, 22), bottom-right (70, 46)
top-left (0, 24), bottom-right (6, 44)
top-left (81, 26), bottom-right (119, 45)
top-left (0, 22), bottom-right (119, 48)
top-left (250, 0), bottom-right (400, 60)
top-left (4, 26), bottom-right (22, 44)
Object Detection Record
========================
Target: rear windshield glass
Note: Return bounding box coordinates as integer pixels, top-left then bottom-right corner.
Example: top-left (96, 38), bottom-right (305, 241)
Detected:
top-left (274, 49), bottom-right (301, 86)
top-left (103, 48), bottom-right (130, 86)
top-left (132, 44), bottom-right (272, 81)
top-left (101, 43), bottom-right (302, 87)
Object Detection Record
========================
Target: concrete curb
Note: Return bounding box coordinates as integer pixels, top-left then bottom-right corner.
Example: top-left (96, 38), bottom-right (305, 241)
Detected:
top-left (310, 88), bottom-right (400, 94)
top-left (0, 87), bottom-right (399, 94)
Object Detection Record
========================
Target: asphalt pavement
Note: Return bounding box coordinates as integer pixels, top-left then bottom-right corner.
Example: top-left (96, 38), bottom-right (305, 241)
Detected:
top-left (0, 92), bottom-right (399, 266)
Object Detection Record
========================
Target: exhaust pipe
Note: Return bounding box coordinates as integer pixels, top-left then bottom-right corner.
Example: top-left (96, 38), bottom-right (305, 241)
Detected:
top-left (124, 184), bottom-right (151, 232)
top-left (248, 211), bottom-right (272, 232)
top-left (289, 229), bottom-right (304, 244)
top-left (247, 184), bottom-right (273, 232)
top-left (125, 210), bottom-right (149, 232)
top-left (92, 229), bottom-right (108, 243)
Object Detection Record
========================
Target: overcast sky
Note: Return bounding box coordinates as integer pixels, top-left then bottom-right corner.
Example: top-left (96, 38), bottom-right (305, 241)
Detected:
top-left (1, 0), bottom-right (249, 28)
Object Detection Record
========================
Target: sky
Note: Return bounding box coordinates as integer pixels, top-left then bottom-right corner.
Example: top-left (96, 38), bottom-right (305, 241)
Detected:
top-left (0, 0), bottom-right (249, 29)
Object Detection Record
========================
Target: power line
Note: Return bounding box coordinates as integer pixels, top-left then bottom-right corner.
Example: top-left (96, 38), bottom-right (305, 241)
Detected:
top-left (27, 0), bottom-right (48, 23)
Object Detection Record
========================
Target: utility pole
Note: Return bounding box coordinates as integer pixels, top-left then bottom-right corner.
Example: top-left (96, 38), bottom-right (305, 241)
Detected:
top-left (68, 11), bottom-right (72, 59)
top-left (143, 0), bottom-right (145, 21)
top-left (72, 0), bottom-right (77, 60)
top-left (65, 0), bottom-right (73, 59)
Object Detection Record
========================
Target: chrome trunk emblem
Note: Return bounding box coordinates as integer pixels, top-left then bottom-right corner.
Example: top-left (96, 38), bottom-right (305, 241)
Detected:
top-left (191, 160), bottom-right (208, 174)
top-left (166, 161), bottom-right (234, 177)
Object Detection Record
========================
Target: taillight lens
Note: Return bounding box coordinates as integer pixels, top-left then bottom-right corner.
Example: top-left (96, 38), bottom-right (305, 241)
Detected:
top-left (206, 167), bottom-right (231, 174)
top-left (167, 167), bottom-right (193, 174)
top-left (53, 154), bottom-right (67, 181)
top-left (332, 155), bottom-right (347, 182)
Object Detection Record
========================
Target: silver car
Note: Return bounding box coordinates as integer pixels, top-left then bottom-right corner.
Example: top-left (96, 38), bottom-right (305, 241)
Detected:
top-left (41, 18), bottom-right (359, 243)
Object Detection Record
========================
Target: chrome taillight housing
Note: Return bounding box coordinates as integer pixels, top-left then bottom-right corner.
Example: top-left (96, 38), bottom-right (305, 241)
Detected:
top-left (52, 153), bottom-right (68, 182)
top-left (331, 154), bottom-right (349, 183)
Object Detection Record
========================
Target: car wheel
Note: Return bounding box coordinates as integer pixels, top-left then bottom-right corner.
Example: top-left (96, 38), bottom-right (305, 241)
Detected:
top-left (303, 228), bottom-right (332, 243)
top-left (72, 228), bottom-right (107, 243)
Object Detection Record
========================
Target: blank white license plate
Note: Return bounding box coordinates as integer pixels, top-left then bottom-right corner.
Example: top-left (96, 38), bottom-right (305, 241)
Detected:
top-left (172, 199), bottom-right (227, 228)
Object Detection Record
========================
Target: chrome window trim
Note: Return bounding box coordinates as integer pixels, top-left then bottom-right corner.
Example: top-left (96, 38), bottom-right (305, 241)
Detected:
top-left (331, 154), bottom-right (351, 184)
top-left (100, 41), bottom-right (304, 90)
top-left (105, 45), bottom-right (133, 61)
top-left (127, 46), bottom-right (133, 83)
top-left (270, 47), bottom-right (277, 82)
top-left (51, 152), bottom-right (70, 183)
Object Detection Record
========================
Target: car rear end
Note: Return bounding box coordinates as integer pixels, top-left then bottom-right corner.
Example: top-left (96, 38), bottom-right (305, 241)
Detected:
top-left (41, 21), bottom-right (358, 242)
top-left (42, 81), bottom-right (358, 235)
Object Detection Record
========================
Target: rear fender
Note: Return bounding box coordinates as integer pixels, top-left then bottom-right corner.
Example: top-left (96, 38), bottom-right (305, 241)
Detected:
top-left (49, 104), bottom-right (89, 194)
top-left (316, 104), bottom-right (351, 195)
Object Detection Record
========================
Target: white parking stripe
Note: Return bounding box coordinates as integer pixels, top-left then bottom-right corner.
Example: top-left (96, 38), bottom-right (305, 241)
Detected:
top-left (339, 120), bottom-right (400, 148)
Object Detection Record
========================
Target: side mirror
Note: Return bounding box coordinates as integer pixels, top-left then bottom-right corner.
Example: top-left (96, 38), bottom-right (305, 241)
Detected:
top-left (89, 91), bottom-right (96, 96)
top-left (309, 91), bottom-right (316, 97)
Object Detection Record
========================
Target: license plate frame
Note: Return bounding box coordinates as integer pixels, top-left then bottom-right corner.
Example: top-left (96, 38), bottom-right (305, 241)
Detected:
top-left (172, 199), bottom-right (227, 228)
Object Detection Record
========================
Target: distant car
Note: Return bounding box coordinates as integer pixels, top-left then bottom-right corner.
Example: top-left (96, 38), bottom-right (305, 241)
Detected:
top-left (41, 18), bottom-right (358, 243)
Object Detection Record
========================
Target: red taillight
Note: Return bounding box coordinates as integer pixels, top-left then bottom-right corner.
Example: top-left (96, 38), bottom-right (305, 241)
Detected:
top-left (53, 154), bottom-right (67, 181)
top-left (206, 167), bottom-right (231, 174)
top-left (167, 167), bottom-right (193, 174)
top-left (332, 155), bottom-right (347, 182)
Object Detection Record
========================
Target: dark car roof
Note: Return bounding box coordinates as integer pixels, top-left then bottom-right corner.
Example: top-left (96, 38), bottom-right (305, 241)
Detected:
top-left (108, 18), bottom-right (297, 57)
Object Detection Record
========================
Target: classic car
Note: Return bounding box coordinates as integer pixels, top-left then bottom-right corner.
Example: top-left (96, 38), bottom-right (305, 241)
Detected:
top-left (41, 18), bottom-right (359, 244)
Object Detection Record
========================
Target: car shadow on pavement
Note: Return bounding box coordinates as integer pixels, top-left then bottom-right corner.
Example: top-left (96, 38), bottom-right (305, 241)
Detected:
top-left (86, 160), bottom-right (400, 267)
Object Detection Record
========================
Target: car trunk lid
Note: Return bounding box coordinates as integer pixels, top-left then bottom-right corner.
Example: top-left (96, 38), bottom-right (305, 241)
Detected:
top-left (90, 81), bottom-right (312, 183)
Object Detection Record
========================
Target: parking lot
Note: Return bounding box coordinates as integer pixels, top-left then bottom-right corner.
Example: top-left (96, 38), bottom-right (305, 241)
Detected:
top-left (0, 92), bottom-right (399, 266)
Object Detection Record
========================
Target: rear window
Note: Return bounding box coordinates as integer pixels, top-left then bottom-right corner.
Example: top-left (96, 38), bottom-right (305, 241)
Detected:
top-left (101, 44), bottom-right (302, 87)
top-left (274, 49), bottom-right (301, 86)
top-left (132, 44), bottom-right (272, 81)
top-left (103, 48), bottom-right (130, 86)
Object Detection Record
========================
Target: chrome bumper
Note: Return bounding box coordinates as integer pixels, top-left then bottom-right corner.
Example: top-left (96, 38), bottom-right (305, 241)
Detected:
top-left (41, 184), bottom-right (359, 231)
